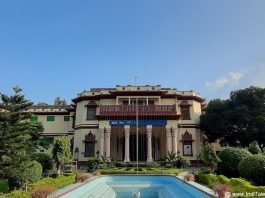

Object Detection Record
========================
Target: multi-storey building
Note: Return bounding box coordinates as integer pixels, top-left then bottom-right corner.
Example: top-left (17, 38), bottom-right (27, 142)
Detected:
top-left (26, 85), bottom-right (205, 166)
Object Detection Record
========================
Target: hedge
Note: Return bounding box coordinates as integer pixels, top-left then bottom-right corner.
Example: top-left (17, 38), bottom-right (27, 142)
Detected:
top-left (198, 174), bottom-right (265, 198)
top-left (97, 167), bottom-right (182, 175)
top-left (238, 154), bottom-right (265, 185)
top-left (217, 147), bottom-right (252, 177)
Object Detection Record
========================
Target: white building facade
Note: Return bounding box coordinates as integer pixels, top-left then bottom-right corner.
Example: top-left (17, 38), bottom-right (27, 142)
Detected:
top-left (27, 85), bottom-right (205, 166)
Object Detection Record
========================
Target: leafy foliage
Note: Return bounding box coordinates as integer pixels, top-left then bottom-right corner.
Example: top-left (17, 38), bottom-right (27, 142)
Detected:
top-left (217, 147), bottom-right (252, 177)
top-left (248, 141), bottom-right (261, 154)
top-left (8, 161), bottom-right (42, 188)
top-left (31, 152), bottom-right (54, 176)
top-left (87, 157), bottom-right (101, 172)
top-left (54, 97), bottom-right (67, 106)
top-left (201, 86), bottom-right (265, 147)
top-left (202, 144), bottom-right (220, 167)
top-left (52, 136), bottom-right (72, 175)
top-left (0, 86), bottom-right (43, 186)
top-left (238, 154), bottom-right (265, 185)
top-left (0, 179), bottom-right (9, 193)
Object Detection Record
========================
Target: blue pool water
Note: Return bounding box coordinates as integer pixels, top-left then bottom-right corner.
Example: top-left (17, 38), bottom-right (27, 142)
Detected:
top-left (61, 176), bottom-right (210, 198)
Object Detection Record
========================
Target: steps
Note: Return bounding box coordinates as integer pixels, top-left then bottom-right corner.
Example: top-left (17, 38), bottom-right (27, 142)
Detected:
top-left (79, 183), bottom-right (116, 198)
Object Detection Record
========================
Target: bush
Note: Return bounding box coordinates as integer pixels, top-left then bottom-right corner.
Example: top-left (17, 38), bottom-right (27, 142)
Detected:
top-left (31, 185), bottom-right (57, 198)
top-left (31, 152), bottom-right (54, 175)
top-left (217, 147), bottom-right (252, 177)
top-left (4, 190), bottom-right (30, 198)
top-left (174, 156), bottom-right (190, 168)
top-left (248, 141), bottom-right (261, 154)
top-left (217, 175), bottom-right (230, 184)
top-left (87, 158), bottom-right (101, 172)
top-left (198, 174), bottom-right (219, 187)
top-left (238, 154), bottom-right (265, 185)
top-left (8, 161), bottom-right (43, 188)
top-left (30, 174), bottom-right (75, 190)
top-left (0, 179), bottom-right (9, 193)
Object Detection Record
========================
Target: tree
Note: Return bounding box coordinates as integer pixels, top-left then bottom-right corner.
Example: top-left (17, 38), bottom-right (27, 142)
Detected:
top-left (201, 86), bottom-right (265, 147)
top-left (202, 144), bottom-right (220, 169)
top-left (52, 136), bottom-right (72, 175)
top-left (0, 86), bottom-right (43, 181)
top-left (54, 97), bottom-right (67, 106)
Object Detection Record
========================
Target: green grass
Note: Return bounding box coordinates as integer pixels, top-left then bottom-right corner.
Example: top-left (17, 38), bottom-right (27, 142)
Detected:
top-left (97, 167), bottom-right (182, 175)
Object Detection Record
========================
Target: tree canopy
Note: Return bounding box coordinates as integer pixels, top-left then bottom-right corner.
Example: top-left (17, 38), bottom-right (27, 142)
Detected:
top-left (52, 136), bottom-right (72, 175)
top-left (0, 86), bottom-right (43, 180)
top-left (54, 97), bottom-right (67, 106)
top-left (200, 86), bottom-right (265, 147)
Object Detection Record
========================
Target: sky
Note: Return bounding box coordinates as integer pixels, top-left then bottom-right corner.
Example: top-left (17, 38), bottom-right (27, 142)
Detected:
top-left (0, 0), bottom-right (265, 104)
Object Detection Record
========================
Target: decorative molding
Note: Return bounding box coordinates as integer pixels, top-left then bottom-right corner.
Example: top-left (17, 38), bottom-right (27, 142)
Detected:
top-left (83, 131), bottom-right (96, 142)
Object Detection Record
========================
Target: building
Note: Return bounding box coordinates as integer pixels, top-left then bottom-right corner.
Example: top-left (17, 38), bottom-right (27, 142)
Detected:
top-left (26, 85), bottom-right (206, 166)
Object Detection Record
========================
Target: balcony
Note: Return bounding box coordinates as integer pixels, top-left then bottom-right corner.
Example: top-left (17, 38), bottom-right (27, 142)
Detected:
top-left (99, 105), bottom-right (177, 116)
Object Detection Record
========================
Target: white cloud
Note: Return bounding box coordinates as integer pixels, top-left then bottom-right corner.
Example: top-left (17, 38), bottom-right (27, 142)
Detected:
top-left (205, 71), bottom-right (244, 91)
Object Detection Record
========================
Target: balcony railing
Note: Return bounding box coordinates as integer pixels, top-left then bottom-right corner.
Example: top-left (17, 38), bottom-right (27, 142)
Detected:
top-left (99, 105), bottom-right (177, 116)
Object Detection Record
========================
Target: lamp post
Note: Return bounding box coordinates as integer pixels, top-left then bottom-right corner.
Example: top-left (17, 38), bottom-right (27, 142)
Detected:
top-left (74, 147), bottom-right (79, 161)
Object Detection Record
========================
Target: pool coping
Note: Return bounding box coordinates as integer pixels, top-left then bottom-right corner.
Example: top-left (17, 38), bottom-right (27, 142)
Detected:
top-left (50, 174), bottom-right (218, 198)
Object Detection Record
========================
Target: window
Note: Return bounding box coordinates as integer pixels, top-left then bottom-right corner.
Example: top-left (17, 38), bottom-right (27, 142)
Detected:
top-left (85, 142), bottom-right (95, 157)
top-left (64, 115), bottom-right (70, 121)
top-left (183, 142), bottom-right (193, 156)
top-left (87, 107), bottom-right (97, 120)
top-left (181, 106), bottom-right (190, 120)
top-left (30, 115), bottom-right (38, 122)
top-left (47, 115), bottom-right (55, 121)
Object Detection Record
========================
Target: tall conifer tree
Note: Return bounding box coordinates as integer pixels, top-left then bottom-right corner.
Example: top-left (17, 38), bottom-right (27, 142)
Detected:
top-left (0, 86), bottom-right (43, 178)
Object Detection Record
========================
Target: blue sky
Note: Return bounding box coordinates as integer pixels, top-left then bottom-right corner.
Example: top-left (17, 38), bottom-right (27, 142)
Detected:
top-left (0, 0), bottom-right (265, 104)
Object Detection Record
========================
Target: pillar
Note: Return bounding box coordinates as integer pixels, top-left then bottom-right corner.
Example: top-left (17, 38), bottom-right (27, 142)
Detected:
top-left (99, 128), bottom-right (105, 157)
top-left (147, 125), bottom-right (153, 162)
top-left (171, 127), bottom-right (177, 154)
top-left (166, 128), bottom-right (172, 154)
top-left (105, 128), bottom-right (111, 159)
top-left (124, 125), bottom-right (130, 162)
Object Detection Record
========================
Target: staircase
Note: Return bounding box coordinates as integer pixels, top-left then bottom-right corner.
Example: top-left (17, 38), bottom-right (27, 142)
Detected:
top-left (77, 183), bottom-right (116, 198)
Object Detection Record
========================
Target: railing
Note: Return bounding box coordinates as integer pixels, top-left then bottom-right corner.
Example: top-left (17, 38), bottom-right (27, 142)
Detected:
top-left (99, 105), bottom-right (177, 115)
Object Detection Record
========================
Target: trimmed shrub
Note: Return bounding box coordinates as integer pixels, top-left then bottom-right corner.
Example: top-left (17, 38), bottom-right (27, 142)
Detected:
top-left (8, 161), bottom-right (43, 188)
top-left (238, 154), bottom-right (265, 185)
top-left (31, 185), bottom-right (57, 198)
top-left (0, 179), bottom-right (9, 193)
top-left (31, 152), bottom-right (54, 175)
top-left (248, 141), bottom-right (261, 154)
top-left (217, 147), bottom-right (252, 177)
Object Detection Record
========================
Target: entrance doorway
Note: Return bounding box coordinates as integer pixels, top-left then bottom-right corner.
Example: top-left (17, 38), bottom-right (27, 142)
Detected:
top-left (130, 134), bottom-right (147, 161)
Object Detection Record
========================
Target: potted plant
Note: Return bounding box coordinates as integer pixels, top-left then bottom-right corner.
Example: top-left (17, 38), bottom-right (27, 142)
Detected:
top-left (184, 174), bottom-right (195, 181)
top-left (213, 183), bottom-right (232, 198)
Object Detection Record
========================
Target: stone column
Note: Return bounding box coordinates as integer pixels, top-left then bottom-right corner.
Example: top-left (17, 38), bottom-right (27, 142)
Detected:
top-left (147, 125), bottom-right (153, 162)
top-left (124, 126), bottom-right (130, 162)
top-left (171, 128), bottom-right (177, 154)
top-left (99, 128), bottom-right (105, 157)
top-left (105, 128), bottom-right (111, 159)
top-left (166, 128), bottom-right (172, 153)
